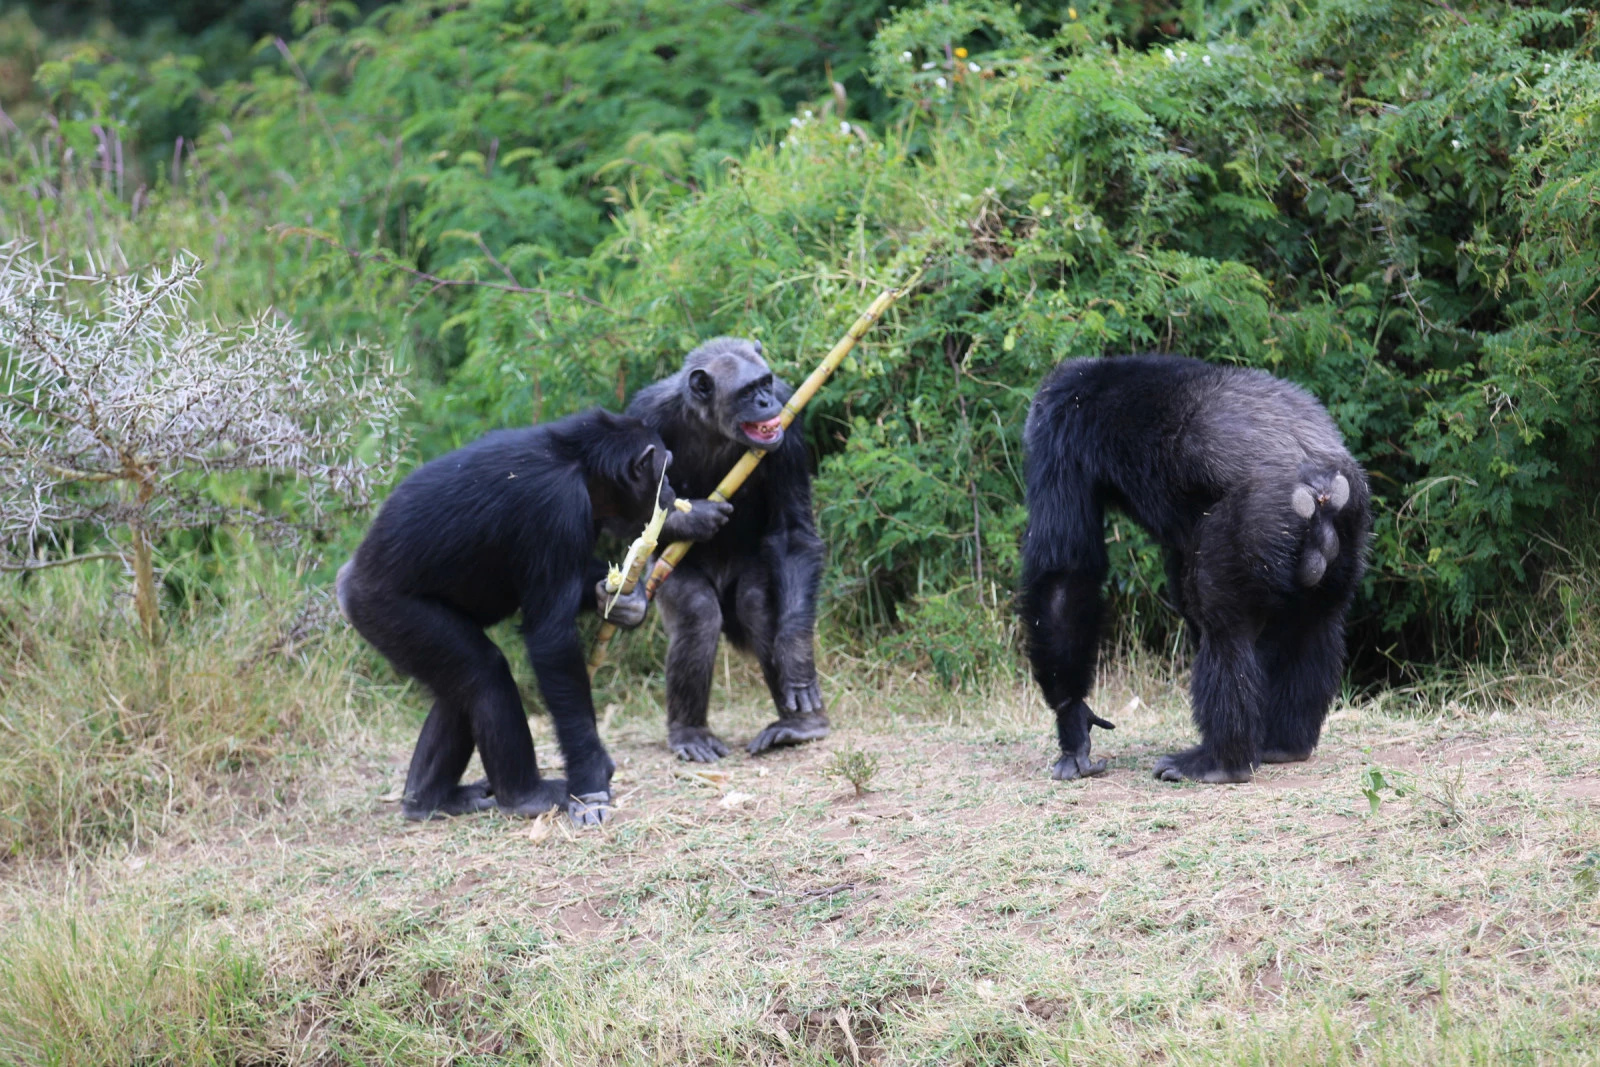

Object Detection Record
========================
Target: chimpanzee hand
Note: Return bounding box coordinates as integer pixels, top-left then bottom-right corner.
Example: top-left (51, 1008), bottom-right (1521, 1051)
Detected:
top-left (661, 499), bottom-right (733, 542)
top-left (568, 791), bottom-right (612, 826)
top-left (594, 578), bottom-right (650, 629)
top-left (781, 676), bottom-right (825, 715)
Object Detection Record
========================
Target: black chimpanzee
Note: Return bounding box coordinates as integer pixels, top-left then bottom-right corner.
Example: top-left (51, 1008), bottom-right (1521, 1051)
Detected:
top-left (626, 337), bottom-right (829, 761)
top-left (1020, 354), bottom-right (1371, 783)
top-left (337, 408), bottom-right (671, 823)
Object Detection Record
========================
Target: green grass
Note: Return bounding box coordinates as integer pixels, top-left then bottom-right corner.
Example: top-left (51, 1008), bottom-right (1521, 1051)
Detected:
top-left (1, 576), bottom-right (1597, 1064)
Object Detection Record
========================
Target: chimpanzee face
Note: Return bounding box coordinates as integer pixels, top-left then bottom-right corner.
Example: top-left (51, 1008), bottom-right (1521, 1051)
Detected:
top-left (685, 339), bottom-right (786, 452)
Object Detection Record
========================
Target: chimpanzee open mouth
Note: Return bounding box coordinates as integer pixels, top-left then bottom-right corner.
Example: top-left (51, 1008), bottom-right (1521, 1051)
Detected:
top-left (741, 416), bottom-right (784, 446)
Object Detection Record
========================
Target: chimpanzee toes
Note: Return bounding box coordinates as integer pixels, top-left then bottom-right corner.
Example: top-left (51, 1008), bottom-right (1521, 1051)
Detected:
top-left (670, 727), bottom-right (730, 763)
top-left (401, 781), bottom-right (498, 820)
top-left (1153, 761), bottom-right (1185, 782)
top-left (1052, 753), bottom-right (1109, 780)
top-left (1153, 748), bottom-right (1253, 783)
top-left (495, 779), bottom-right (571, 818)
top-left (746, 713), bottom-right (830, 755)
top-left (567, 791), bottom-right (612, 826)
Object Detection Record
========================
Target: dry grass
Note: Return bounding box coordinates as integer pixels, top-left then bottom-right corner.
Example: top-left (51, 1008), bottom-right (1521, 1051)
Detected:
top-left (0, 559), bottom-right (371, 857)
top-left (1, 621), bottom-right (1596, 1065)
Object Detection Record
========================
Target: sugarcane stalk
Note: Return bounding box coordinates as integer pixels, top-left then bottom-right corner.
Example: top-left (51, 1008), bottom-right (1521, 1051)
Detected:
top-left (587, 266), bottom-right (926, 678)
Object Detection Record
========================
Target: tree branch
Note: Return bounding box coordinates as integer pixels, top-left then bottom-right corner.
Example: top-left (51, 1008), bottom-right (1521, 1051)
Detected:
top-left (1, 550), bottom-right (125, 572)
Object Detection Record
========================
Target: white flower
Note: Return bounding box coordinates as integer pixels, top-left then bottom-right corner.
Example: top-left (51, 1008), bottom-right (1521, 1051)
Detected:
top-left (840, 121), bottom-right (851, 134)
top-left (804, 109), bottom-right (814, 118)
top-left (935, 76), bottom-right (947, 88)
top-left (901, 51), bottom-right (912, 62)
top-left (1451, 139), bottom-right (1463, 150)
top-left (1202, 55), bottom-right (1212, 66)
top-left (1544, 64), bottom-right (1552, 73)
top-left (922, 61), bottom-right (936, 70)
top-left (790, 117), bottom-right (801, 127)
top-left (968, 61), bottom-right (980, 73)
top-left (1164, 48), bottom-right (1176, 63)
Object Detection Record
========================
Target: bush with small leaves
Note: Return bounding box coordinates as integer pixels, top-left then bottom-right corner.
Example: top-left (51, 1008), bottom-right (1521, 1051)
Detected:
top-left (0, 245), bottom-right (408, 639)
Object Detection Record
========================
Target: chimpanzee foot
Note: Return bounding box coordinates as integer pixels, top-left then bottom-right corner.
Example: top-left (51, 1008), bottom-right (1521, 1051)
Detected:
top-left (1153, 746), bottom-right (1253, 784)
top-left (401, 778), bottom-right (496, 820)
top-left (567, 791), bottom-right (612, 826)
top-left (670, 725), bottom-right (730, 763)
top-left (747, 712), bottom-right (830, 755)
top-left (1052, 751), bottom-right (1109, 780)
top-left (1259, 748), bottom-right (1313, 764)
top-left (494, 779), bottom-right (573, 818)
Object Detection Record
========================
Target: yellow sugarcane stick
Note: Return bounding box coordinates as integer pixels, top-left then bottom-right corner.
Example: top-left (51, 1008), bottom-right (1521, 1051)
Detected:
top-left (587, 266), bottom-right (927, 678)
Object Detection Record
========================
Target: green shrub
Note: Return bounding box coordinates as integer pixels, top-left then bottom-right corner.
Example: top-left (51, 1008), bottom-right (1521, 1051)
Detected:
top-left (6, 0), bottom-right (1600, 676)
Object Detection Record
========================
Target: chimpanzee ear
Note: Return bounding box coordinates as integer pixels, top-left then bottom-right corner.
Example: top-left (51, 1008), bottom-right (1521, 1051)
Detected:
top-left (751, 340), bottom-right (763, 355)
top-left (631, 443), bottom-right (657, 481)
top-left (689, 368), bottom-right (714, 399)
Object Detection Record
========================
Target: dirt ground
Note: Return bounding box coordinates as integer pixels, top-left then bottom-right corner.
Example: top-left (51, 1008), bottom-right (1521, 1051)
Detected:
top-left (2, 658), bottom-right (1598, 1065)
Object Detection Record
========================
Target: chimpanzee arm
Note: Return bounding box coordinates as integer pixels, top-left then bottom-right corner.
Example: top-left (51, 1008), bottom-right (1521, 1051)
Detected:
top-left (522, 576), bottom-right (616, 822)
top-left (760, 425), bottom-right (825, 714)
top-left (1020, 444), bottom-right (1114, 780)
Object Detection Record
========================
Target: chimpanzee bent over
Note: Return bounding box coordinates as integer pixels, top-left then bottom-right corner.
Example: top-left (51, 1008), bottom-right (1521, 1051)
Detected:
top-left (338, 408), bottom-right (669, 823)
top-left (1020, 355), bottom-right (1370, 783)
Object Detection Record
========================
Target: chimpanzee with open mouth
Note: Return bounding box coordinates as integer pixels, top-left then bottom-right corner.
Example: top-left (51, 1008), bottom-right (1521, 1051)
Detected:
top-left (625, 337), bottom-right (830, 761)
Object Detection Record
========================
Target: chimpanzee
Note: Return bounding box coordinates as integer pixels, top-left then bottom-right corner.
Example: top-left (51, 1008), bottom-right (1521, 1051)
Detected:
top-left (1019, 354), bottom-right (1371, 783)
top-left (626, 337), bottom-right (829, 761)
top-left (336, 407), bottom-right (672, 823)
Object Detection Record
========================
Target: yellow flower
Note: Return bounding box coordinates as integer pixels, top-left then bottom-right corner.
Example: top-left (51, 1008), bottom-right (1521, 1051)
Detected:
top-left (1068, 6), bottom-right (1078, 18)
top-left (954, 46), bottom-right (969, 59)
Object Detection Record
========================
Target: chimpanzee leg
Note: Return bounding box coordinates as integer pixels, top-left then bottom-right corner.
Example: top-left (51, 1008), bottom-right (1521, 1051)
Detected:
top-left (1257, 606), bottom-right (1346, 764)
top-left (343, 588), bottom-right (529, 820)
top-left (403, 701), bottom-right (492, 820)
top-left (1154, 627), bottom-right (1263, 783)
top-left (656, 569), bottom-right (729, 762)
top-left (737, 563), bottom-right (829, 756)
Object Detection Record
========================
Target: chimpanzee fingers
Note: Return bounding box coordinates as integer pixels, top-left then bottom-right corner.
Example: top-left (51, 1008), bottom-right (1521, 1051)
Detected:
top-left (746, 713), bottom-right (830, 755)
top-left (1052, 754), bottom-right (1109, 780)
top-left (664, 499), bottom-right (733, 541)
top-left (567, 791), bottom-right (612, 826)
top-left (594, 579), bottom-right (650, 628)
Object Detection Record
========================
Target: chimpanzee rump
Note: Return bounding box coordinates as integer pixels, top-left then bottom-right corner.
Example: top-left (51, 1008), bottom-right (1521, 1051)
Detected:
top-left (626, 337), bottom-right (829, 761)
top-left (337, 408), bottom-right (671, 823)
top-left (1020, 354), bottom-right (1371, 783)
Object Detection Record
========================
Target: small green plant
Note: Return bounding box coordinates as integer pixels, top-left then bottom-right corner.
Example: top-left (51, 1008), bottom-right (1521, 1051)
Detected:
top-left (825, 748), bottom-right (880, 797)
top-left (1359, 767), bottom-right (1409, 816)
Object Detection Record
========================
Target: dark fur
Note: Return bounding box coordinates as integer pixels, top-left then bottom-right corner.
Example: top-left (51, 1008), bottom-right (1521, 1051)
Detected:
top-left (338, 408), bottom-right (672, 821)
top-left (1020, 354), bottom-right (1371, 783)
top-left (627, 337), bottom-right (829, 761)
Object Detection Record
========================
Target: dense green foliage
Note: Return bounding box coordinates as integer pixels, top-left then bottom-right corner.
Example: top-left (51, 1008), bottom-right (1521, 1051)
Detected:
top-left (3, 0), bottom-right (1598, 676)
